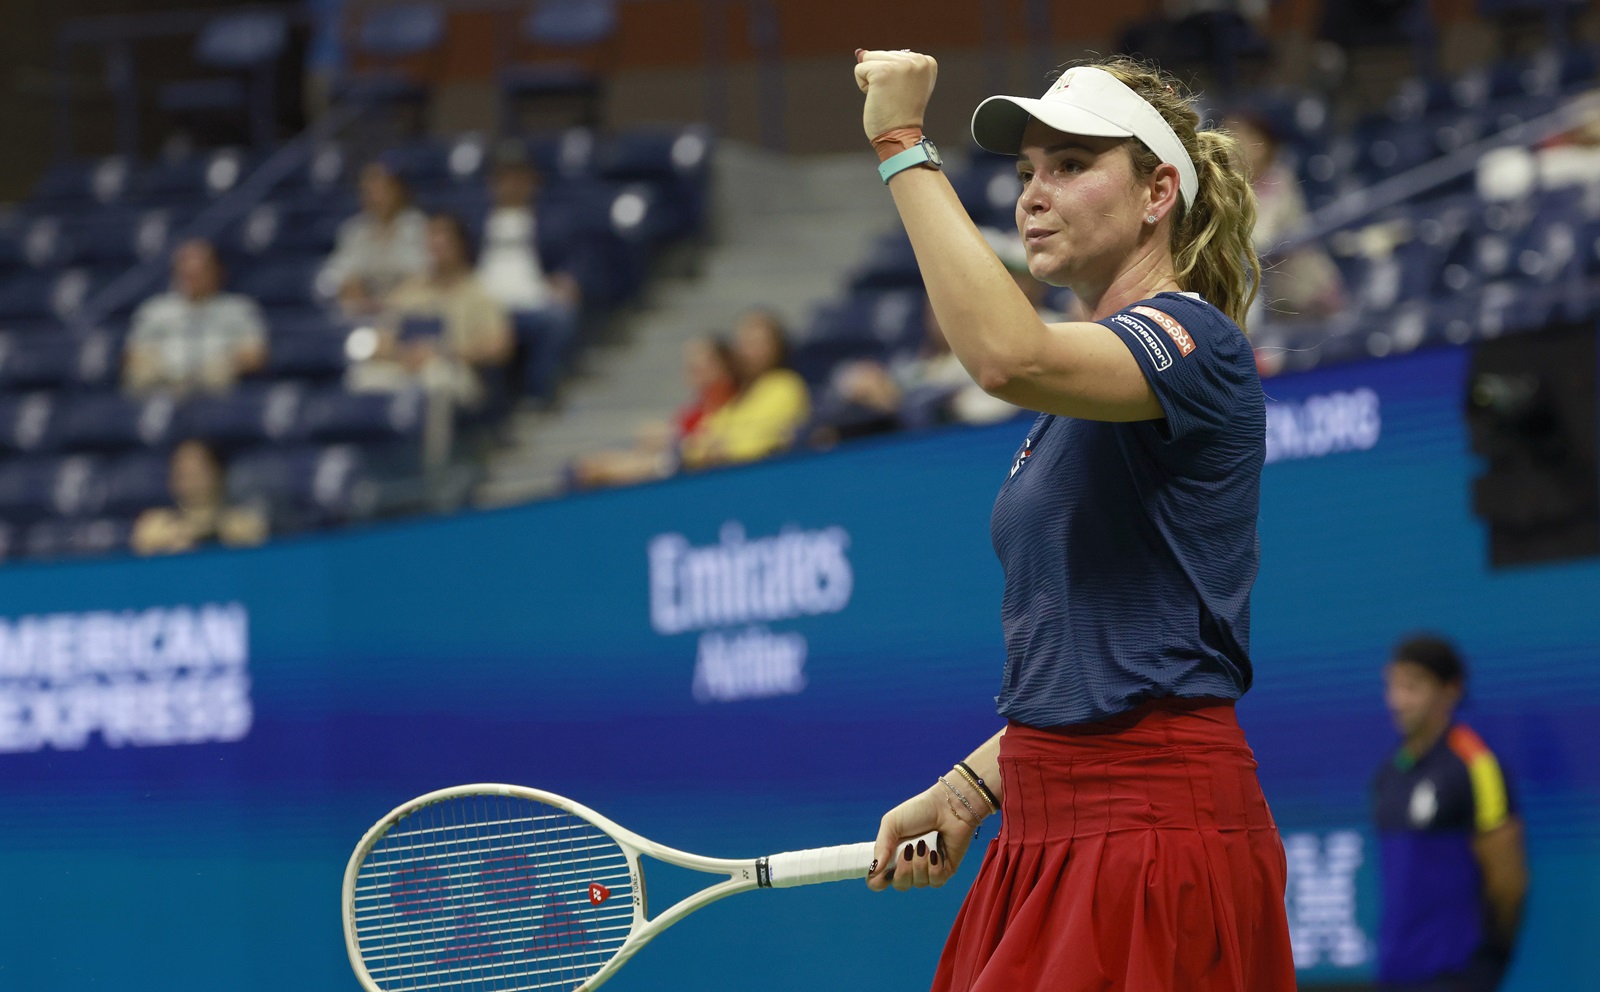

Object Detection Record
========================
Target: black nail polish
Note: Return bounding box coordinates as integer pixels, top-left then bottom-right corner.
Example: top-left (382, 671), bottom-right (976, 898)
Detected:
top-left (902, 844), bottom-right (913, 861)
top-left (868, 858), bottom-right (878, 874)
top-left (916, 839), bottom-right (927, 857)
top-left (929, 850), bottom-right (940, 866)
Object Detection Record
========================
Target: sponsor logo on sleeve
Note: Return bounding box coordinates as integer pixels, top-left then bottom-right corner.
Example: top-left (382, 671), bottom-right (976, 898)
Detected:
top-left (1111, 313), bottom-right (1173, 372)
top-left (1130, 305), bottom-right (1196, 356)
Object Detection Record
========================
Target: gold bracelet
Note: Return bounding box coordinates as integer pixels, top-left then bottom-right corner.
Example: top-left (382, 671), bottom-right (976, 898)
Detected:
top-left (953, 763), bottom-right (999, 816)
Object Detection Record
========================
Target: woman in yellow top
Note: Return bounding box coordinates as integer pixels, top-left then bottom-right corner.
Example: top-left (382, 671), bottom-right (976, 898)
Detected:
top-left (680, 311), bottom-right (810, 468)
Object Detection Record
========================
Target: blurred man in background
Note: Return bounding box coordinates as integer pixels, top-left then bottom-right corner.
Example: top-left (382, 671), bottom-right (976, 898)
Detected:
top-left (1373, 635), bottom-right (1528, 992)
top-left (123, 239), bottom-right (268, 396)
top-left (476, 150), bottom-right (580, 314)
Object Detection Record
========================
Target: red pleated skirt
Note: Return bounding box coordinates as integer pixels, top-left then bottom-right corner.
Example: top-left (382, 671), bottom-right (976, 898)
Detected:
top-left (932, 698), bottom-right (1298, 992)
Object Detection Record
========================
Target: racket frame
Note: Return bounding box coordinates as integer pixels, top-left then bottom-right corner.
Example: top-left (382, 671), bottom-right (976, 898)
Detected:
top-left (344, 783), bottom-right (844, 992)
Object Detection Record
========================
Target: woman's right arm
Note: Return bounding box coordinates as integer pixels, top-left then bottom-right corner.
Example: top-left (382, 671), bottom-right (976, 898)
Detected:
top-left (868, 728), bottom-right (1006, 892)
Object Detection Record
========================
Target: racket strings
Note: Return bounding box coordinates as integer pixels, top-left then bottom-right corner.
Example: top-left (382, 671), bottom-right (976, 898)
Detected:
top-left (352, 794), bottom-right (633, 991)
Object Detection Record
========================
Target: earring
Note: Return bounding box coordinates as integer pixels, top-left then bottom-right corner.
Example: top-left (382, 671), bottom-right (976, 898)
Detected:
top-left (1146, 215), bottom-right (1158, 225)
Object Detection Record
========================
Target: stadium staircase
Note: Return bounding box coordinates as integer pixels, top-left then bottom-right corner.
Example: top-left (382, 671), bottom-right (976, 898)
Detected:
top-left (478, 142), bottom-right (898, 504)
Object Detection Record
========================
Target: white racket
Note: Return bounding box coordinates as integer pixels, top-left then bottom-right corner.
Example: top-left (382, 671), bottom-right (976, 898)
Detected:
top-left (342, 783), bottom-right (939, 992)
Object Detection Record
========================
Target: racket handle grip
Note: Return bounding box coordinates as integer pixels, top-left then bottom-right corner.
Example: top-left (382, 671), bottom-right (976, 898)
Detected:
top-left (763, 830), bottom-right (941, 888)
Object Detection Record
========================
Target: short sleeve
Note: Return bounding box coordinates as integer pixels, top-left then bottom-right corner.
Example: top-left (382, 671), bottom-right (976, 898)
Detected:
top-left (1097, 295), bottom-right (1253, 442)
top-left (1448, 725), bottom-right (1516, 834)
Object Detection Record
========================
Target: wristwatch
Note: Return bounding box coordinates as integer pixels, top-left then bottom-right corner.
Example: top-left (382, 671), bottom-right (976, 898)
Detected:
top-left (878, 137), bottom-right (943, 184)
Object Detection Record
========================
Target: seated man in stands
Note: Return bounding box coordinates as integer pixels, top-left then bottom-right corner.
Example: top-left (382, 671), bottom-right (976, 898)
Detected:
top-left (572, 335), bottom-right (740, 489)
top-left (130, 439), bottom-right (268, 556)
top-left (321, 160), bottom-right (430, 316)
top-left (347, 213), bottom-right (513, 468)
top-left (680, 311), bottom-right (809, 469)
top-left (123, 239), bottom-right (268, 396)
top-left (477, 149), bottom-right (581, 313)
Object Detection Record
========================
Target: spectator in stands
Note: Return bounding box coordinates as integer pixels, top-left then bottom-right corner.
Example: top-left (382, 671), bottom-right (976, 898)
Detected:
top-left (477, 149), bottom-right (581, 313)
top-left (130, 439), bottom-right (268, 555)
top-left (572, 336), bottom-right (740, 488)
top-left (123, 239), bottom-right (268, 396)
top-left (1227, 110), bottom-right (1344, 322)
top-left (322, 160), bottom-right (429, 315)
top-left (680, 311), bottom-right (809, 468)
top-left (1373, 634), bottom-right (1528, 992)
top-left (348, 213), bottom-right (513, 468)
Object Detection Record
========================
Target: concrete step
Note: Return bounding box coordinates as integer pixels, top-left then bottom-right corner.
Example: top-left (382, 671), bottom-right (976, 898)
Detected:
top-left (478, 141), bottom-right (899, 508)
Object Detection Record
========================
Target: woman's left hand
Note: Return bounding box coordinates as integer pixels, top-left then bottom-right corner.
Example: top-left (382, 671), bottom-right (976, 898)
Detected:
top-left (854, 49), bottom-right (938, 140)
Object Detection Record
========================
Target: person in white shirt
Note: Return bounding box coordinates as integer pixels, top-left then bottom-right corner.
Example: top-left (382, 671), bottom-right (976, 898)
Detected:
top-left (476, 154), bottom-right (579, 313)
top-left (123, 239), bottom-right (267, 396)
top-left (321, 160), bottom-right (430, 315)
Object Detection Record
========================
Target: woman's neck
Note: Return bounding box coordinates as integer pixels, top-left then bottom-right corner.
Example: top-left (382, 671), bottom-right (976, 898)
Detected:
top-left (1075, 244), bottom-right (1182, 321)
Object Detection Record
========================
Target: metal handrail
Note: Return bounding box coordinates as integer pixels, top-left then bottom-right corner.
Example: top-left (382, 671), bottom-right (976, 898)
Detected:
top-left (1268, 90), bottom-right (1599, 261)
top-left (70, 99), bottom-right (365, 332)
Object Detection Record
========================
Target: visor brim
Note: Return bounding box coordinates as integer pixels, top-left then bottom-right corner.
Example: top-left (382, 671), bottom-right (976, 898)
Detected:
top-left (970, 95), bottom-right (1137, 156)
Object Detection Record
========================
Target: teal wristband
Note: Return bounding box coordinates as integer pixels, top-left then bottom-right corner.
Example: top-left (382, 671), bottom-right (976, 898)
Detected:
top-left (878, 138), bottom-right (943, 184)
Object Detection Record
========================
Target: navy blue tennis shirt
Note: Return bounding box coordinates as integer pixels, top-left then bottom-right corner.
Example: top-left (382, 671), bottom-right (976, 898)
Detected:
top-left (991, 292), bottom-right (1264, 727)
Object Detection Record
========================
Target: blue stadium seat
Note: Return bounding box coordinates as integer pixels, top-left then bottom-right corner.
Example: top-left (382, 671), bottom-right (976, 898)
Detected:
top-left (381, 136), bottom-right (492, 187)
top-left (808, 290), bottom-right (925, 352)
top-left (849, 234), bottom-right (922, 292)
top-left (179, 383), bottom-right (306, 449)
top-left (0, 271), bottom-right (59, 321)
top-left (950, 157), bottom-right (1020, 229)
top-left (0, 332), bottom-right (82, 389)
top-left (235, 255), bottom-right (324, 308)
top-left (157, 10), bottom-right (289, 148)
top-left (99, 451), bottom-right (172, 517)
top-left (222, 202), bottom-right (348, 258)
top-left (273, 143), bottom-right (355, 205)
top-left (52, 392), bottom-right (178, 453)
top-left (226, 443), bottom-right (371, 522)
top-left (336, 3), bottom-right (445, 108)
top-left (1355, 120), bottom-right (1437, 183)
top-left (22, 518), bottom-right (132, 560)
top-left (0, 456), bottom-right (101, 522)
top-left (523, 129), bottom-right (596, 179)
top-left (28, 157), bottom-right (132, 208)
top-left (300, 387), bottom-right (424, 443)
top-left (264, 332), bottom-right (350, 382)
top-left (596, 127), bottom-right (712, 183)
top-left (501, 0), bottom-right (618, 130)
top-left (50, 210), bottom-right (178, 267)
top-left (0, 393), bottom-right (56, 456)
top-left (134, 149), bottom-right (250, 205)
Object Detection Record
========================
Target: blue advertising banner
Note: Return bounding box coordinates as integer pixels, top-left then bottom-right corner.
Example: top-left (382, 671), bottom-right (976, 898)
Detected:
top-left (0, 344), bottom-right (1594, 991)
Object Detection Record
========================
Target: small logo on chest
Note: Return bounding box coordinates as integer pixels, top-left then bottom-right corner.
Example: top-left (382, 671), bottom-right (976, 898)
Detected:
top-left (1409, 779), bottom-right (1439, 827)
top-left (1009, 435), bottom-right (1036, 478)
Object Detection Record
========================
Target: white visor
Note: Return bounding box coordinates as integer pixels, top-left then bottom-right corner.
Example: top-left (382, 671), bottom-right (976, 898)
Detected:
top-left (971, 66), bottom-right (1198, 208)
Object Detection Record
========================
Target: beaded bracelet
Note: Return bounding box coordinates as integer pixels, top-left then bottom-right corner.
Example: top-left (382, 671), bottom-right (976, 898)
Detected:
top-left (955, 761), bottom-right (1001, 814)
top-left (938, 775), bottom-right (982, 838)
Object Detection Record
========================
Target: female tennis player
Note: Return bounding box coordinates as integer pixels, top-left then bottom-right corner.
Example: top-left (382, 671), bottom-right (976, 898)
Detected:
top-left (855, 52), bottom-right (1297, 991)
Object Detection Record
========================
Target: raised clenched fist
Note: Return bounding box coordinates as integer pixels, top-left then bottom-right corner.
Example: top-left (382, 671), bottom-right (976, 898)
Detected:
top-left (853, 49), bottom-right (939, 140)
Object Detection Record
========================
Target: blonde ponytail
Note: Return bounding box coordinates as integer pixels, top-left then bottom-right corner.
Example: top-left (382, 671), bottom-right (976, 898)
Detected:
top-left (1089, 57), bottom-right (1261, 330)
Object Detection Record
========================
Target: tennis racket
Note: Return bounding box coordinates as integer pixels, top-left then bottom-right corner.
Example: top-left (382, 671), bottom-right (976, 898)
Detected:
top-left (342, 783), bottom-right (939, 992)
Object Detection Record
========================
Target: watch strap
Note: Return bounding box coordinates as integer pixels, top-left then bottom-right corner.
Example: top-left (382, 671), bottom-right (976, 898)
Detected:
top-left (878, 141), bottom-right (940, 184)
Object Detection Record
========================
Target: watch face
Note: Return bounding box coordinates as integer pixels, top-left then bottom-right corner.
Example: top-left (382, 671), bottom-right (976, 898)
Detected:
top-left (922, 140), bottom-right (943, 167)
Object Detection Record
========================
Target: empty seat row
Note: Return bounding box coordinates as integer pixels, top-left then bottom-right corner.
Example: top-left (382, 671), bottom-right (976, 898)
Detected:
top-left (0, 441), bottom-right (377, 529)
top-left (0, 383), bottom-right (424, 457)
